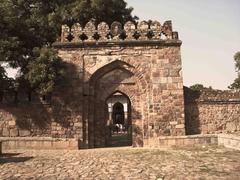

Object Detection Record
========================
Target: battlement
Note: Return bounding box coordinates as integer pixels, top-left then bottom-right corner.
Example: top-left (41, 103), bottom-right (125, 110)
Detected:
top-left (59, 20), bottom-right (180, 43)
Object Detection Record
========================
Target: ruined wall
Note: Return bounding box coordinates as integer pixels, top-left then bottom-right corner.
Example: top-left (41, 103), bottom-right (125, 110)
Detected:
top-left (0, 79), bottom-right (84, 140)
top-left (184, 87), bottom-right (240, 135)
top-left (0, 20), bottom-right (185, 148)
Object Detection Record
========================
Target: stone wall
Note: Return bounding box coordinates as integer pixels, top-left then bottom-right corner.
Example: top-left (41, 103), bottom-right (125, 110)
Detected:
top-left (218, 134), bottom-right (240, 150)
top-left (0, 137), bottom-right (79, 150)
top-left (144, 134), bottom-right (218, 148)
top-left (0, 20), bottom-right (185, 148)
top-left (184, 87), bottom-right (240, 135)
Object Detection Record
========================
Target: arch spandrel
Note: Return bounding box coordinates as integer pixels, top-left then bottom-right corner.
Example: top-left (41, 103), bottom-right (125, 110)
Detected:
top-left (84, 55), bottom-right (130, 77)
top-left (88, 59), bottom-right (135, 83)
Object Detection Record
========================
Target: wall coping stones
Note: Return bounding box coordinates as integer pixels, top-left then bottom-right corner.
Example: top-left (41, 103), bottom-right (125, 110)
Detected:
top-left (0, 137), bottom-right (78, 142)
top-left (53, 39), bottom-right (182, 49)
top-left (184, 86), bottom-right (240, 104)
top-left (60, 20), bottom-right (180, 43)
top-left (195, 100), bottom-right (240, 104)
top-left (157, 134), bottom-right (218, 140)
top-left (55, 20), bottom-right (182, 49)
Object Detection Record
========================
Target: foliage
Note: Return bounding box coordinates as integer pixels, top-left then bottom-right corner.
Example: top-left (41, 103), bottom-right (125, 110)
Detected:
top-left (68, 0), bottom-right (137, 26)
top-left (0, 64), bottom-right (7, 93)
top-left (229, 77), bottom-right (240, 90)
top-left (189, 84), bottom-right (205, 91)
top-left (190, 84), bottom-right (213, 91)
top-left (24, 47), bottom-right (66, 95)
top-left (234, 52), bottom-right (240, 71)
top-left (0, 64), bottom-right (7, 81)
top-left (229, 52), bottom-right (240, 89)
top-left (0, 64), bottom-right (15, 102)
top-left (0, 0), bottom-right (136, 94)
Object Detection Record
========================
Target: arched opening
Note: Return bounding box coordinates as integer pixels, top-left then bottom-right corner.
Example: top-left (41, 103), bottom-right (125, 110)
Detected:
top-left (106, 91), bottom-right (132, 147)
top-left (86, 59), bottom-right (139, 148)
top-left (112, 102), bottom-right (124, 125)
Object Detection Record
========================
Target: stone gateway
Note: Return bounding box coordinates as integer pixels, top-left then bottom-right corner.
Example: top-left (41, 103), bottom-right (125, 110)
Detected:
top-left (0, 20), bottom-right (239, 149)
top-left (54, 20), bottom-right (185, 148)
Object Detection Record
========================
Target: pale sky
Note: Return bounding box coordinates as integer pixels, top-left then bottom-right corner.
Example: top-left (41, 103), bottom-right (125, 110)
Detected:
top-left (126, 0), bottom-right (240, 89)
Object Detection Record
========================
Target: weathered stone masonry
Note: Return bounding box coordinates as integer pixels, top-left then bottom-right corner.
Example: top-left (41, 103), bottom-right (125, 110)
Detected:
top-left (0, 20), bottom-right (185, 148)
top-left (184, 87), bottom-right (240, 135)
top-left (1, 20), bottom-right (239, 149)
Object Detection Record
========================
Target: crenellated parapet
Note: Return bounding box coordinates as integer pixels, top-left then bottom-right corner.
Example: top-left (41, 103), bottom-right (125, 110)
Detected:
top-left (60, 20), bottom-right (179, 43)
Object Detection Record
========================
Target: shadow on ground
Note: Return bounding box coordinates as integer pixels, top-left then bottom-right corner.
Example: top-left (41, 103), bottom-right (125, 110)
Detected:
top-left (0, 153), bottom-right (33, 164)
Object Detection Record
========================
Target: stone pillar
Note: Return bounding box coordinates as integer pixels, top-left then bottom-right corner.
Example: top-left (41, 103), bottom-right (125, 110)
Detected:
top-left (124, 112), bottom-right (128, 125)
top-left (107, 103), bottom-right (113, 125)
top-left (108, 112), bottom-right (112, 126)
top-left (82, 82), bottom-right (90, 149)
top-left (123, 103), bottom-right (128, 125)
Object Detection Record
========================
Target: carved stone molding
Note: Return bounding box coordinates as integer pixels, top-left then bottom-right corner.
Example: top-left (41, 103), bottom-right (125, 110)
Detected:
top-left (84, 21), bottom-right (96, 41)
top-left (150, 21), bottom-right (161, 40)
top-left (61, 25), bottom-right (70, 42)
top-left (72, 23), bottom-right (82, 42)
top-left (111, 21), bottom-right (122, 40)
top-left (60, 20), bottom-right (179, 42)
top-left (124, 21), bottom-right (136, 40)
top-left (98, 22), bottom-right (110, 41)
top-left (137, 21), bottom-right (149, 40)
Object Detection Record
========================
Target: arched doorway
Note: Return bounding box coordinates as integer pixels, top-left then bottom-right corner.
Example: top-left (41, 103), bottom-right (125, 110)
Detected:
top-left (86, 60), bottom-right (141, 148)
top-left (112, 102), bottom-right (124, 125)
top-left (106, 91), bottom-right (132, 147)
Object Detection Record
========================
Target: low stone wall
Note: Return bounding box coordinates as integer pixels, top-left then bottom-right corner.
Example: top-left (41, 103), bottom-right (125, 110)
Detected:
top-left (144, 134), bottom-right (218, 148)
top-left (0, 137), bottom-right (79, 151)
top-left (145, 134), bottom-right (240, 150)
top-left (184, 87), bottom-right (240, 135)
top-left (218, 134), bottom-right (240, 150)
top-left (1, 135), bottom-right (240, 150)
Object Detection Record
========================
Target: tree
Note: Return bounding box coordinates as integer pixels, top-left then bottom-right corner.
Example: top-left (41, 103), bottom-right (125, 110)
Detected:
top-left (189, 84), bottom-right (213, 91)
top-left (229, 52), bottom-right (240, 89)
top-left (0, 64), bottom-right (6, 81)
top-left (24, 47), bottom-right (66, 95)
top-left (0, 65), bottom-right (7, 97)
top-left (0, 63), bottom-right (14, 101)
top-left (70, 0), bottom-right (137, 25)
top-left (189, 84), bottom-right (204, 91)
top-left (0, 0), bottom-right (136, 95)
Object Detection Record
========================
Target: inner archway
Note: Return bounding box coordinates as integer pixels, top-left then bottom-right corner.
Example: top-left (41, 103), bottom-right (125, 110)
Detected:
top-left (106, 91), bottom-right (132, 147)
top-left (112, 102), bottom-right (124, 125)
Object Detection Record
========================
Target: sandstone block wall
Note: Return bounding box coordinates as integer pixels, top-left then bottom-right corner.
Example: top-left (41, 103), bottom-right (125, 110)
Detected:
top-left (184, 87), bottom-right (240, 135)
top-left (0, 137), bottom-right (79, 150)
top-left (218, 134), bottom-right (240, 150)
top-left (0, 20), bottom-right (185, 148)
top-left (144, 134), bottom-right (218, 148)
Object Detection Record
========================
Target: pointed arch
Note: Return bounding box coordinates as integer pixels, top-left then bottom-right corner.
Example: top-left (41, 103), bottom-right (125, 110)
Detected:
top-left (105, 90), bottom-right (131, 105)
top-left (89, 59), bottom-right (134, 85)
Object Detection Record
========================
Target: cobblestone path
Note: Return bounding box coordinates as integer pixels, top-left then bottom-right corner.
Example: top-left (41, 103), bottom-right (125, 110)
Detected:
top-left (0, 146), bottom-right (240, 180)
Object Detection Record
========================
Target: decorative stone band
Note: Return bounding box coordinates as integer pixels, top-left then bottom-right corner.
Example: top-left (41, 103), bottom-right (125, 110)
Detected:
top-left (53, 39), bottom-right (182, 49)
top-left (60, 20), bottom-right (179, 43)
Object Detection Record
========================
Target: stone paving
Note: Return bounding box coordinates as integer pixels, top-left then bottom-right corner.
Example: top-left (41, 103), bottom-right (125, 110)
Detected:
top-left (0, 146), bottom-right (240, 180)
